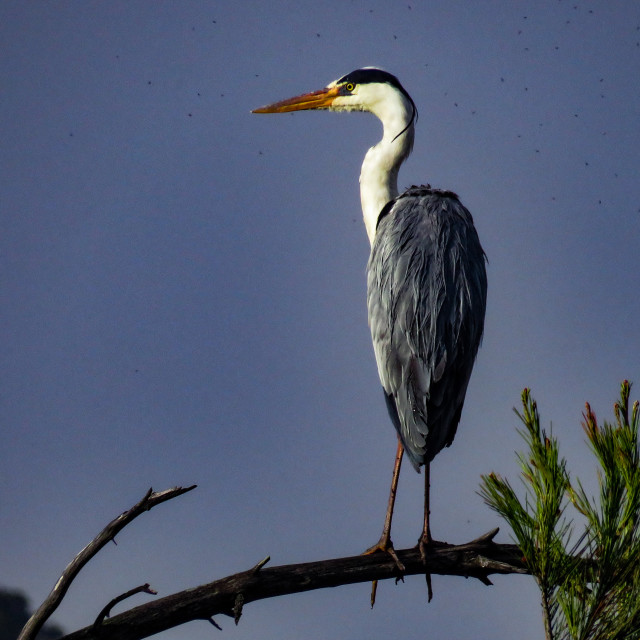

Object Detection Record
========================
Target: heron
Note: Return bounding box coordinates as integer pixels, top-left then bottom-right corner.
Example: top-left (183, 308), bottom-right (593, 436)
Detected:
top-left (253, 68), bottom-right (487, 600)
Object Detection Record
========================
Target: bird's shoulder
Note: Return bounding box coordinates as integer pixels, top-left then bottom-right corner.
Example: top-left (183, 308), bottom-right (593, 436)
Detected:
top-left (403, 184), bottom-right (460, 200)
top-left (376, 184), bottom-right (473, 239)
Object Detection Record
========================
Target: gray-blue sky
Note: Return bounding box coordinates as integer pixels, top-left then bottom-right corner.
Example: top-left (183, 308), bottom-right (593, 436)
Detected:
top-left (2, 2), bottom-right (639, 638)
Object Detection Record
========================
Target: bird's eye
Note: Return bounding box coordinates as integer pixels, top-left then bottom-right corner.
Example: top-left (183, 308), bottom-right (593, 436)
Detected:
top-left (345, 82), bottom-right (355, 92)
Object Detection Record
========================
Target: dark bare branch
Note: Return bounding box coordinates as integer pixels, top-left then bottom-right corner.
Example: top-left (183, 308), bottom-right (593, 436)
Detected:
top-left (93, 584), bottom-right (158, 630)
top-left (60, 531), bottom-right (527, 640)
top-left (17, 485), bottom-right (197, 640)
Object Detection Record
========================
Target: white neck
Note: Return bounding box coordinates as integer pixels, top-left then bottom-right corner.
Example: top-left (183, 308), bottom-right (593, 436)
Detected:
top-left (359, 103), bottom-right (414, 245)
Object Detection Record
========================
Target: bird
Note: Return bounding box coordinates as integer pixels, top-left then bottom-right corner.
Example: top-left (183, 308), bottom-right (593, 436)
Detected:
top-left (253, 68), bottom-right (487, 600)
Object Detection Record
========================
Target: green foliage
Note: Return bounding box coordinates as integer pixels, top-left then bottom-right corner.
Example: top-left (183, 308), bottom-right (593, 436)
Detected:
top-left (480, 381), bottom-right (640, 640)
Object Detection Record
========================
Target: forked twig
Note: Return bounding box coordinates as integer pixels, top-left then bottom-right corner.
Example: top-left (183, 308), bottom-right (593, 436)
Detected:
top-left (93, 584), bottom-right (158, 630)
top-left (18, 485), bottom-right (196, 640)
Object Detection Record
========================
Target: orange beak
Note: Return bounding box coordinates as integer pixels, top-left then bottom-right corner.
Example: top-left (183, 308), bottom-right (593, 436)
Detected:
top-left (252, 86), bottom-right (342, 113)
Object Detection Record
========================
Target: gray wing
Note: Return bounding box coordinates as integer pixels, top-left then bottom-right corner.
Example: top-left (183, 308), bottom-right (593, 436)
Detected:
top-left (367, 186), bottom-right (487, 469)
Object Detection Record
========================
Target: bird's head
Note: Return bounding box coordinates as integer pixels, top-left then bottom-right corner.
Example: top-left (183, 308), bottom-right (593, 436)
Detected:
top-left (253, 67), bottom-right (417, 139)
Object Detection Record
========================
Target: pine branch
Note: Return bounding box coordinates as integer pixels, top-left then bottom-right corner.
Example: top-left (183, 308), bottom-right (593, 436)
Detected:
top-left (482, 381), bottom-right (640, 640)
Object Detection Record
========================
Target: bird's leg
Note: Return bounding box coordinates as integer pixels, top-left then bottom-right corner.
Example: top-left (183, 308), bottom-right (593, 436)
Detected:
top-left (418, 460), bottom-right (432, 553)
top-left (417, 461), bottom-right (434, 601)
top-left (363, 438), bottom-right (405, 607)
top-left (364, 438), bottom-right (405, 562)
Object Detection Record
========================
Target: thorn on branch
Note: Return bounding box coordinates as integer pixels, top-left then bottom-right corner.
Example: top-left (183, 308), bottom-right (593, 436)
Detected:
top-left (207, 617), bottom-right (223, 630)
top-left (474, 572), bottom-right (494, 586)
top-left (469, 528), bottom-right (500, 545)
top-left (233, 593), bottom-right (244, 625)
top-left (142, 487), bottom-right (154, 507)
top-left (250, 555), bottom-right (271, 574)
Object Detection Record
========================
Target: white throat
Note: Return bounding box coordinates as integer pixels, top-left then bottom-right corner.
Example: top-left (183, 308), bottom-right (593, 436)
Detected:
top-left (359, 102), bottom-right (414, 245)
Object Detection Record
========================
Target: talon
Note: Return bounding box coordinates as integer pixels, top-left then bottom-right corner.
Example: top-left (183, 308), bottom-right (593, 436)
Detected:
top-left (363, 537), bottom-right (405, 608)
top-left (370, 579), bottom-right (378, 608)
top-left (416, 534), bottom-right (451, 601)
top-left (425, 571), bottom-right (434, 602)
top-left (415, 536), bottom-right (434, 601)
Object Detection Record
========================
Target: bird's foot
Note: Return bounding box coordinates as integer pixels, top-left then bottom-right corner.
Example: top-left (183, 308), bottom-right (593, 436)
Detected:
top-left (362, 536), bottom-right (405, 607)
top-left (415, 534), bottom-right (451, 601)
top-left (417, 532), bottom-right (432, 564)
top-left (417, 531), bottom-right (451, 560)
top-left (363, 536), bottom-right (405, 572)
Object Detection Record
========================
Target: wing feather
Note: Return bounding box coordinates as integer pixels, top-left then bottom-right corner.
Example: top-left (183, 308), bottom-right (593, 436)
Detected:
top-left (367, 187), bottom-right (487, 469)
